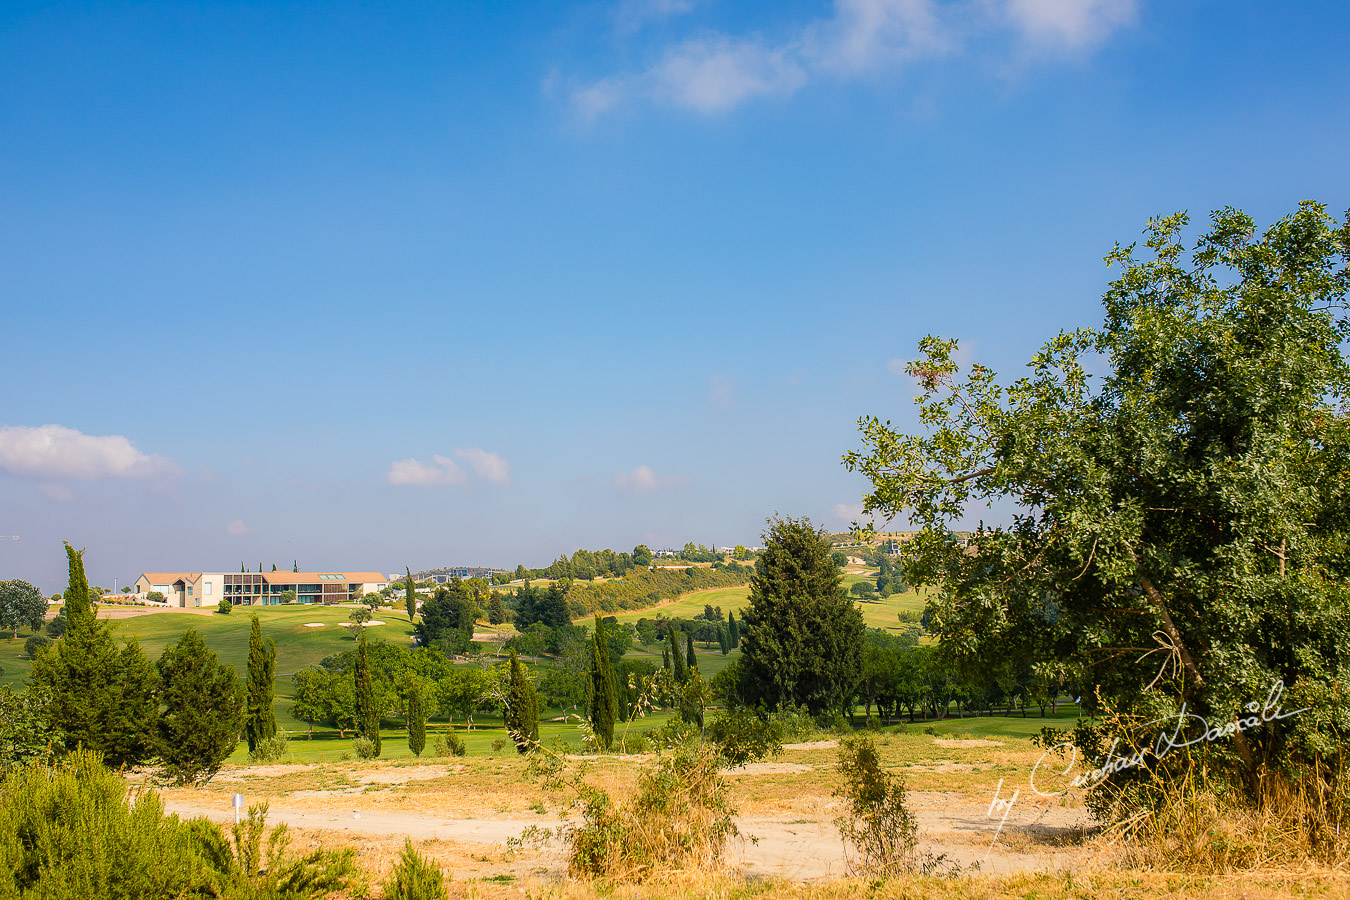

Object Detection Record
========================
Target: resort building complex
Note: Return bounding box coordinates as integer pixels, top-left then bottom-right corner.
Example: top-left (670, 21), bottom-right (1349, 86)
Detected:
top-left (132, 570), bottom-right (390, 607)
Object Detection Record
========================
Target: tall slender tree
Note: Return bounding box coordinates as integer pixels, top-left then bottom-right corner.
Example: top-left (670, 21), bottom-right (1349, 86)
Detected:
top-left (406, 686), bottom-right (427, 758)
top-left (588, 615), bottom-right (618, 750)
top-left (244, 614), bottom-right (277, 753)
top-left (669, 625), bottom-right (687, 683)
top-left (505, 649), bottom-right (540, 753)
top-left (354, 631), bottom-right (381, 756)
top-left (62, 543), bottom-right (92, 633)
top-left (686, 629), bottom-right (698, 672)
top-left (404, 567), bottom-right (417, 623)
top-left (727, 612), bottom-right (739, 649)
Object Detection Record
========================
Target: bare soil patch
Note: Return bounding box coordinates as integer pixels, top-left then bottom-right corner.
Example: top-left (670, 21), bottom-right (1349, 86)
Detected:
top-left (934, 738), bottom-right (1006, 748)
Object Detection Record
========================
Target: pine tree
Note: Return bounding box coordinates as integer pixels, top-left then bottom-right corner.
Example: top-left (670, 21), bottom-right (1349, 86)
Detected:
top-left (354, 631), bottom-right (381, 756)
top-left (505, 650), bottom-right (539, 753)
top-left (728, 612), bottom-right (739, 649)
top-left (488, 593), bottom-right (506, 626)
top-left (62, 543), bottom-right (92, 632)
top-left (406, 687), bottom-right (427, 758)
top-left (669, 625), bottom-right (687, 683)
top-left (738, 516), bottom-right (865, 717)
top-left (244, 614), bottom-right (277, 753)
top-left (686, 629), bottom-right (698, 672)
top-left (588, 615), bottom-right (618, 750)
top-left (33, 546), bottom-right (157, 768)
top-left (405, 567), bottom-right (417, 623)
top-left (157, 628), bottom-right (243, 783)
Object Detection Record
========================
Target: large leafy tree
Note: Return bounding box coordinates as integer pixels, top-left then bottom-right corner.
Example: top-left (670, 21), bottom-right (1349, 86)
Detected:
top-left (0, 580), bottom-right (46, 639)
top-left (244, 614), bottom-right (277, 753)
top-left (30, 545), bottom-right (158, 768)
top-left (845, 203), bottom-right (1350, 804)
top-left (156, 628), bottom-right (244, 784)
top-left (737, 516), bottom-right (865, 717)
top-left (414, 579), bottom-right (477, 653)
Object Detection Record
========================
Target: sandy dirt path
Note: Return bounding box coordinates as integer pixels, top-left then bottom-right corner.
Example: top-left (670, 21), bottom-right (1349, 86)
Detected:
top-left (163, 792), bottom-right (1088, 880)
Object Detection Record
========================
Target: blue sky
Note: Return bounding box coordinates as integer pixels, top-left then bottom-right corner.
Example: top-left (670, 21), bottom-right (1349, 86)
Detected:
top-left (2, 1), bottom-right (1348, 592)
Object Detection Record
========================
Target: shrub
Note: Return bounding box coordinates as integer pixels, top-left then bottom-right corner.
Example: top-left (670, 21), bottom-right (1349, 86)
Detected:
top-left (705, 707), bottom-right (782, 765)
top-left (768, 703), bottom-right (817, 741)
top-left (433, 730), bottom-right (466, 757)
top-left (382, 838), bottom-right (447, 900)
top-left (23, 635), bottom-right (50, 658)
top-left (45, 612), bottom-right (67, 638)
top-left (249, 734), bottom-right (290, 764)
top-left (491, 738), bottom-right (507, 754)
top-left (353, 736), bottom-right (377, 759)
top-left (217, 598), bottom-right (232, 615)
top-left (833, 734), bottom-right (917, 877)
top-left (618, 731), bottom-right (649, 754)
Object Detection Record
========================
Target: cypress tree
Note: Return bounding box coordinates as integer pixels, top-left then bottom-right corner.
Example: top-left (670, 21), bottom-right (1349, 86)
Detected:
top-left (244, 614), bottom-right (277, 753)
top-left (157, 628), bottom-right (244, 784)
top-left (662, 648), bottom-right (670, 670)
top-left (354, 631), bottom-right (381, 756)
top-left (293, 560), bottom-right (298, 572)
top-left (505, 650), bottom-right (539, 753)
top-left (588, 615), bottom-right (618, 750)
top-left (407, 688), bottom-right (427, 758)
top-left (686, 629), bottom-right (698, 672)
top-left (405, 567), bottom-right (417, 623)
top-left (669, 625), bottom-right (687, 683)
top-left (62, 543), bottom-right (92, 632)
top-left (728, 612), bottom-right (739, 649)
top-left (717, 625), bottom-right (730, 656)
top-left (271, 564), bottom-right (277, 572)
top-left (33, 545), bottom-right (158, 768)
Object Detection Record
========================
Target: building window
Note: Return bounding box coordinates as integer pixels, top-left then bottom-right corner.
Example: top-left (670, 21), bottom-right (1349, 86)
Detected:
top-left (205, 582), bottom-right (212, 595)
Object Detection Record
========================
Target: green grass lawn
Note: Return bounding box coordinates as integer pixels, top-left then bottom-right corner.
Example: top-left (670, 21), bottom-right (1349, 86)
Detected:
top-left (879, 703), bottom-right (1085, 739)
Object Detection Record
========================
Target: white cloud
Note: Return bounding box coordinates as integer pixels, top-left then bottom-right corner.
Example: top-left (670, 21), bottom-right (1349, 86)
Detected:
top-left (572, 0), bottom-right (1136, 118)
top-left (386, 455), bottom-right (468, 487)
top-left (617, 0), bottom-right (698, 32)
top-left (226, 519), bottom-right (250, 536)
top-left (1005, 0), bottom-right (1136, 49)
top-left (0, 424), bottom-right (176, 481)
top-left (454, 448), bottom-right (512, 486)
top-left (886, 357), bottom-right (908, 376)
top-left (39, 483), bottom-right (75, 502)
top-left (613, 464), bottom-right (685, 494)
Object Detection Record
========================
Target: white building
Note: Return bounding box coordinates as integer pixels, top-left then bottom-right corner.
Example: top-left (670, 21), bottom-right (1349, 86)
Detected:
top-left (133, 570), bottom-right (389, 608)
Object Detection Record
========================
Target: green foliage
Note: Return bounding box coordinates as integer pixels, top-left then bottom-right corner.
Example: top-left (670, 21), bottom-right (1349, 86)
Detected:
top-left (505, 650), bottom-right (540, 752)
top-left (157, 628), bottom-right (244, 784)
top-left (414, 579), bottom-right (476, 652)
top-left (0, 579), bottom-right (46, 639)
top-left (738, 516), bottom-right (865, 717)
top-left (45, 611), bottom-right (67, 638)
top-left (0, 750), bottom-right (360, 898)
top-left (406, 688), bottom-right (427, 758)
top-left (0, 685), bottom-right (62, 773)
top-left (353, 632), bottom-right (381, 756)
top-left (685, 629), bottom-right (697, 671)
top-left (62, 542), bottom-right (92, 632)
top-left (218, 598), bottom-right (232, 615)
top-left (705, 706), bottom-right (783, 766)
top-left (23, 634), bottom-right (49, 658)
top-left (382, 839), bottom-right (447, 900)
top-left (588, 615), bottom-right (618, 750)
top-left (846, 203), bottom-right (1350, 817)
top-left (668, 625), bottom-right (687, 684)
top-left (244, 615), bottom-right (277, 754)
top-left (487, 592), bottom-right (506, 625)
top-left (726, 611), bottom-right (738, 649)
top-left (833, 734), bottom-right (919, 877)
top-left (249, 734), bottom-right (290, 764)
top-left (31, 586), bottom-right (158, 769)
top-left (352, 736), bottom-right (377, 759)
top-left (432, 729), bottom-right (466, 757)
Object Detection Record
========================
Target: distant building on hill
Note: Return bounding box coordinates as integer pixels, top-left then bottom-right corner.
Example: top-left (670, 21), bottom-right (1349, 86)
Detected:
top-left (132, 570), bottom-right (389, 608)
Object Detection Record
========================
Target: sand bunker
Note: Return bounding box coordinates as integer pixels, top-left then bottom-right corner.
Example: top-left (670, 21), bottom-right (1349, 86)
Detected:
top-left (303, 623), bottom-right (325, 627)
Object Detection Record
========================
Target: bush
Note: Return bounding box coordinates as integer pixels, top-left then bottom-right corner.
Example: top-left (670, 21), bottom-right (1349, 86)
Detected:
top-left (249, 733), bottom-right (290, 764)
top-left (833, 734), bottom-right (917, 877)
top-left (618, 731), bottom-right (650, 754)
top-left (45, 612), bottom-right (67, 638)
top-left (768, 703), bottom-right (817, 741)
top-left (0, 750), bottom-right (359, 898)
top-left (382, 838), bottom-right (447, 900)
top-left (706, 707), bottom-right (782, 765)
top-left (353, 736), bottom-right (377, 759)
top-left (217, 598), bottom-right (232, 615)
top-left (23, 635), bottom-right (50, 658)
top-left (433, 730), bottom-right (466, 757)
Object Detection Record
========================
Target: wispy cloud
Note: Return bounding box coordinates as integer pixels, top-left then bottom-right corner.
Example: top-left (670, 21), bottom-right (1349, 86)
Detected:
top-left (571, 0), bottom-right (1136, 118)
top-left (613, 464), bottom-right (686, 494)
top-left (454, 448), bottom-right (512, 486)
top-left (616, 0), bottom-right (699, 33)
top-left (226, 519), bottom-right (250, 536)
top-left (387, 455), bottom-right (468, 487)
top-left (0, 424), bottom-right (177, 481)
